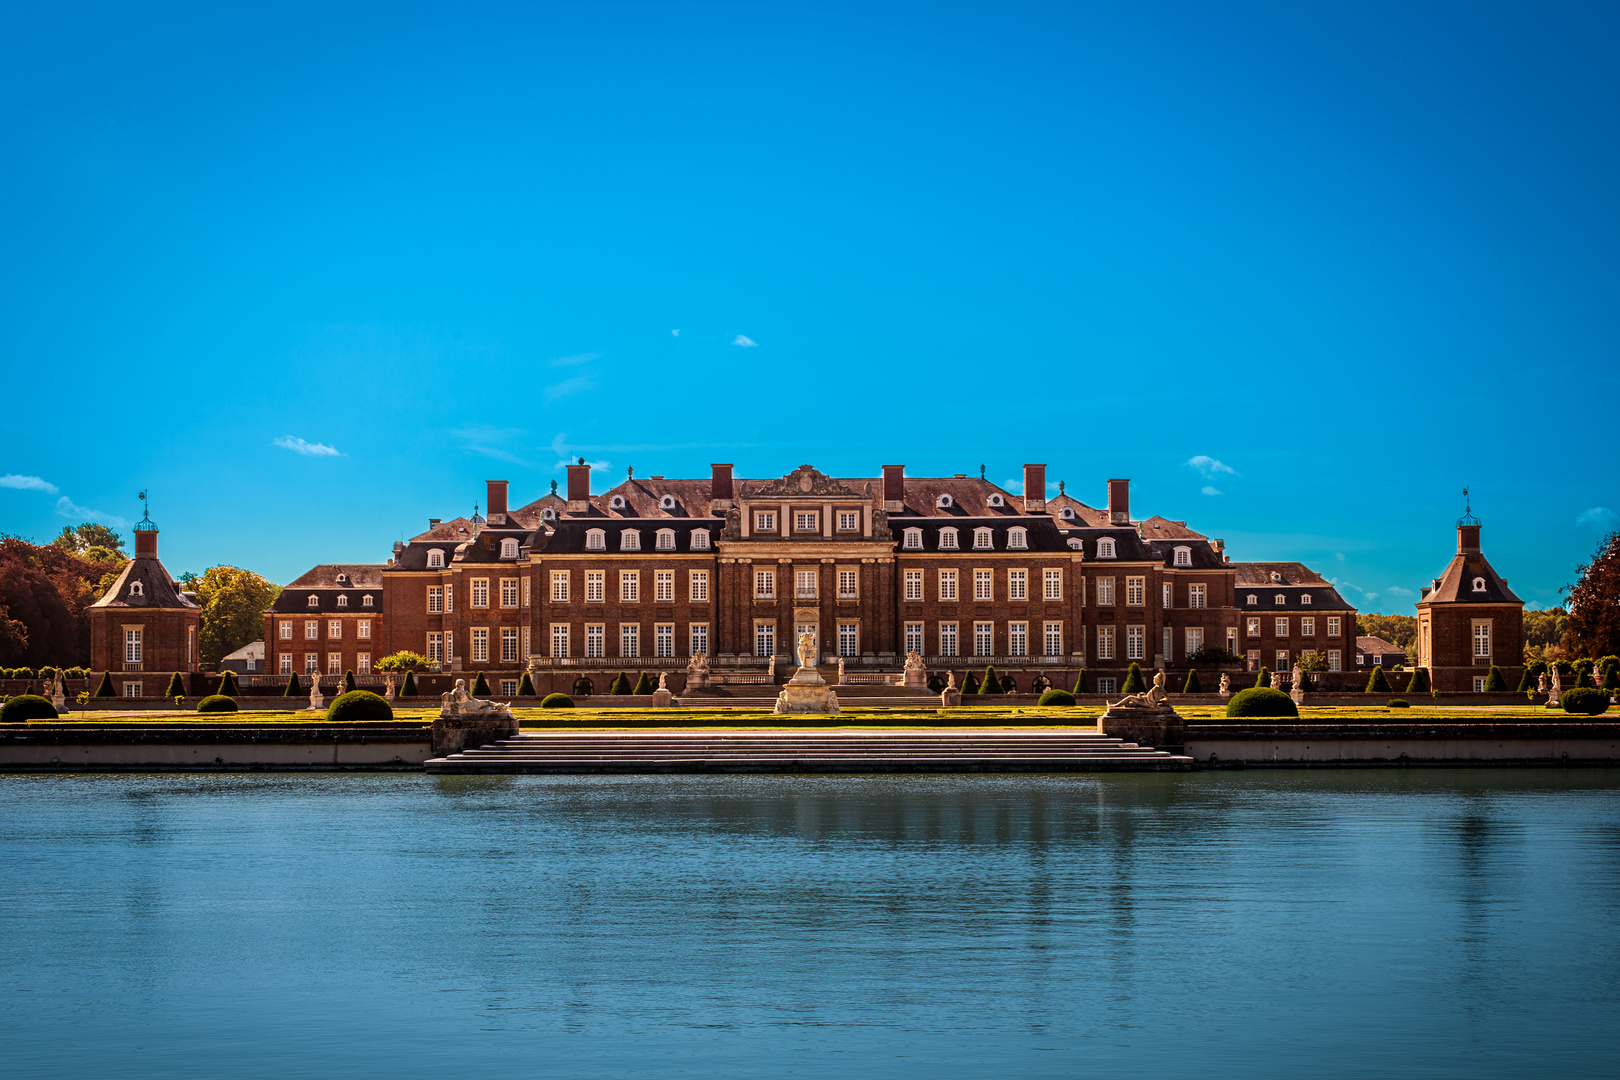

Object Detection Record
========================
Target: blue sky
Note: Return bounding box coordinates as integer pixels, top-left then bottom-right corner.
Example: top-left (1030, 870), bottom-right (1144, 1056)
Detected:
top-left (2, 1), bottom-right (1616, 611)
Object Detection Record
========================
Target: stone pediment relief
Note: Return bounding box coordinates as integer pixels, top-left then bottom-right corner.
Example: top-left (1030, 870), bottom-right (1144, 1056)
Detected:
top-left (742, 465), bottom-right (860, 499)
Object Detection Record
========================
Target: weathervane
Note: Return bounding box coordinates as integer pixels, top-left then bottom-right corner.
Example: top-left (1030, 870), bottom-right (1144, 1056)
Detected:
top-left (979, 464), bottom-right (985, 480)
top-left (1457, 486), bottom-right (1481, 527)
top-left (136, 490), bottom-right (154, 530)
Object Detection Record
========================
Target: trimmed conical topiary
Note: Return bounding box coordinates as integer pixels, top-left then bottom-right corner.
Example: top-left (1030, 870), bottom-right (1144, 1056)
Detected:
top-left (218, 670), bottom-right (239, 697)
top-left (472, 671), bottom-right (491, 695)
top-left (401, 670), bottom-right (418, 696)
top-left (283, 670), bottom-right (300, 696)
top-left (1603, 665), bottom-right (1620, 692)
top-left (610, 671), bottom-right (632, 695)
top-left (979, 665), bottom-right (999, 694)
top-left (95, 671), bottom-right (115, 697)
top-left (343, 670), bottom-right (357, 693)
top-left (1484, 665), bottom-right (1507, 692)
top-left (1072, 669), bottom-right (1091, 694)
top-left (961, 670), bottom-right (979, 694)
top-left (1366, 666), bottom-right (1392, 693)
top-left (1121, 663), bottom-right (1145, 694)
top-left (1408, 667), bottom-right (1432, 695)
top-left (1183, 669), bottom-right (1201, 693)
top-left (632, 672), bottom-right (654, 694)
top-left (517, 672), bottom-right (536, 696)
top-left (1516, 665), bottom-right (1536, 693)
top-left (1255, 666), bottom-right (1270, 691)
top-left (165, 672), bottom-right (186, 697)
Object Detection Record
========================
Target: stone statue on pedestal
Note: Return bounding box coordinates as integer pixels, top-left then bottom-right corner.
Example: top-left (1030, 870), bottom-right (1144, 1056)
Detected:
top-left (903, 649), bottom-right (927, 689)
top-left (439, 678), bottom-right (514, 719)
top-left (1547, 666), bottom-right (1562, 706)
top-left (797, 631), bottom-right (816, 670)
top-left (939, 670), bottom-right (961, 707)
top-left (685, 652), bottom-right (710, 690)
top-left (50, 669), bottom-right (66, 711)
top-left (772, 634), bottom-right (841, 715)
top-left (1290, 662), bottom-right (1307, 705)
top-left (307, 674), bottom-right (325, 711)
top-left (383, 672), bottom-right (396, 702)
top-left (1270, 671), bottom-right (1283, 691)
top-left (1219, 672), bottom-right (1231, 699)
top-left (1101, 669), bottom-right (1184, 752)
top-left (836, 657), bottom-right (846, 683)
top-left (767, 656), bottom-right (776, 678)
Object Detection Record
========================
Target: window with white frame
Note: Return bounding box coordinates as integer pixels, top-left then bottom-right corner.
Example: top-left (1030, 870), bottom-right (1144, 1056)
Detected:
top-left (1097, 577), bottom-right (1115, 606)
top-left (1474, 675), bottom-right (1487, 692)
top-left (363, 594), bottom-right (373, 607)
top-left (1186, 627), bottom-right (1204, 655)
top-left (973, 528), bottom-right (993, 550)
top-left (1327, 649), bottom-right (1341, 672)
top-left (1043, 621), bottom-right (1062, 657)
top-left (427, 634), bottom-right (443, 664)
top-left (1097, 538), bottom-right (1116, 558)
top-left (655, 571), bottom-right (674, 602)
top-left (501, 539), bottom-right (519, 559)
top-left (1301, 617), bottom-right (1315, 636)
top-left (796, 570), bottom-right (817, 599)
top-left (500, 679), bottom-right (518, 697)
top-left (1008, 621), bottom-right (1028, 657)
top-left (1008, 569), bottom-right (1027, 601)
top-left (620, 570), bottom-right (639, 602)
top-left (1274, 593), bottom-right (1286, 604)
top-left (620, 530), bottom-right (640, 551)
top-left (689, 570), bottom-right (709, 601)
top-left (609, 495), bottom-right (627, 510)
top-left (1164, 628), bottom-right (1173, 663)
top-left (1473, 621), bottom-right (1492, 658)
top-left (471, 628), bottom-right (489, 663)
top-left (938, 570), bottom-right (958, 601)
top-left (939, 529), bottom-right (959, 550)
top-left (552, 624), bottom-right (570, 657)
top-left (1472, 577), bottom-right (1486, 593)
top-left (620, 623), bottom-right (640, 657)
top-left (501, 627), bottom-right (518, 663)
top-left (123, 681), bottom-right (141, 697)
top-left (754, 512), bottom-right (776, 532)
top-left (755, 570), bottom-right (775, 599)
top-left (987, 493), bottom-right (1004, 508)
top-left (1327, 617), bottom-right (1341, 637)
top-left (307, 594), bottom-right (318, 608)
top-left (1247, 617), bottom-right (1260, 637)
top-left (585, 571), bottom-right (604, 602)
top-left (552, 571), bottom-right (570, 602)
top-left (1245, 649), bottom-right (1259, 671)
top-left (427, 549), bottom-right (445, 568)
top-left (328, 619), bottom-right (342, 639)
top-left (522, 627), bottom-right (529, 658)
top-left (305, 620), bottom-right (319, 640)
top-left (337, 595), bottom-right (348, 608)
top-left (755, 622), bottom-right (775, 657)
top-left (500, 579), bottom-right (518, 608)
top-left (1008, 527), bottom-right (1027, 550)
top-left (974, 621), bottom-right (994, 656)
top-left (305, 653), bottom-right (319, 673)
top-left (1127, 625), bottom-right (1145, 660)
top-left (279, 620), bottom-right (292, 640)
top-left (1044, 569), bottom-right (1062, 601)
top-left (585, 624), bottom-right (604, 658)
top-left (838, 570), bottom-right (858, 599)
top-left (471, 579), bottom-right (489, 608)
top-left (1276, 618), bottom-right (1289, 636)
top-left (280, 653), bottom-right (293, 674)
top-left (1276, 650), bottom-right (1290, 671)
top-left (795, 512), bottom-right (818, 533)
top-left (937, 494), bottom-right (954, 509)
top-left (1301, 594), bottom-right (1312, 605)
top-left (838, 622), bottom-right (858, 657)
top-left (444, 584), bottom-right (454, 613)
top-left (124, 627), bottom-right (143, 664)
top-left (904, 622), bottom-right (923, 654)
top-left (1126, 577), bottom-right (1145, 606)
top-left (1189, 584), bottom-right (1206, 609)
top-left (939, 622), bottom-right (959, 656)
top-left (690, 623), bottom-right (709, 656)
top-left (659, 495), bottom-right (676, 511)
top-left (656, 529), bottom-right (675, 551)
top-left (1227, 627), bottom-right (1238, 654)
top-left (1097, 625), bottom-right (1115, 660)
top-left (904, 570), bottom-right (923, 601)
top-left (1247, 594), bottom-right (1257, 605)
top-left (903, 528), bottom-right (923, 550)
top-left (655, 623), bottom-right (674, 657)
top-left (690, 530), bottom-right (710, 551)
top-left (1173, 546), bottom-right (1191, 567)
top-left (974, 570), bottom-right (992, 601)
top-left (586, 530), bottom-right (606, 551)
top-left (1163, 583), bottom-right (1172, 608)
top-left (838, 512), bottom-right (858, 531)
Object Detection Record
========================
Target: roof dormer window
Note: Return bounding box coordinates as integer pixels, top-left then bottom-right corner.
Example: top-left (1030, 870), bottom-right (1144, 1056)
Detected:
top-left (1173, 546), bottom-right (1191, 567)
top-left (1247, 594), bottom-right (1257, 605)
top-left (1472, 577), bottom-right (1486, 592)
top-left (659, 495), bottom-right (676, 511)
top-left (656, 529), bottom-right (675, 551)
top-left (427, 549), bottom-right (445, 568)
top-left (1067, 538), bottom-right (1083, 550)
top-left (1301, 593), bottom-right (1312, 605)
top-left (128, 581), bottom-right (143, 598)
top-left (500, 538), bottom-right (519, 559)
top-left (690, 530), bottom-right (710, 551)
top-left (1060, 508), bottom-right (1075, 521)
top-left (308, 594), bottom-right (319, 607)
top-left (609, 495), bottom-right (627, 510)
top-left (337, 595), bottom-right (349, 608)
top-left (620, 530), bottom-right (641, 551)
top-left (973, 528), bottom-right (994, 550)
top-left (336, 573), bottom-right (348, 584)
top-left (585, 529), bottom-right (606, 551)
top-left (1275, 594), bottom-right (1286, 605)
top-left (937, 494), bottom-right (954, 509)
top-left (1096, 538), bottom-right (1116, 559)
top-left (1008, 527), bottom-right (1028, 550)
top-left (939, 528), bottom-right (959, 550)
top-left (1271, 571), bottom-right (1283, 583)
top-left (362, 595), bottom-right (373, 607)
top-left (903, 528), bottom-right (923, 550)
top-left (987, 493), bottom-right (1004, 508)
top-left (542, 508), bottom-right (556, 522)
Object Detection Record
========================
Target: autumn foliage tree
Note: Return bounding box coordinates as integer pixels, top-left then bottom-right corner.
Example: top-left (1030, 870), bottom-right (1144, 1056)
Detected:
top-left (0, 533), bottom-right (127, 667)
top-left (1562, 531), bottom-right (1620, 660)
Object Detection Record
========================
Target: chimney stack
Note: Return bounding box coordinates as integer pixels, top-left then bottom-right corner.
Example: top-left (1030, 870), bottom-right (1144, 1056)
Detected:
top-left (1022, 464), bottom-right (1046, 513)
top-left (485, 480), bottom-right (509, 522)
top-left (882, 465), bottom-right (905, 512)
top-left (1107, 478), bottom-right (1131, 524)
top-left (1457, 524), bottom-right (1481, 555)
top-left (710, 463), bottom-right (734, 512)
top-left (566, 459), bottom-right (592, 513)
top-left (134, 527), bottom-right (158, 558)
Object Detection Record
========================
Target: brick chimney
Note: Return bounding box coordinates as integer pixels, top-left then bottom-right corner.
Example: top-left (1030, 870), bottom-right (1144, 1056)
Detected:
top-left (710, 463), bottom-right (734, 512)
top-left (1108, 478), bottom-right (1130, 524)
top-left (485, 480), bottom-right (509, 522)
top-left (134, 526), bottom-right (158, 558)
top-left (1022, 464), bottom-right (1046, 513)
top-left (566, 459), bottom-right (592, 513)
top-left (882, 465), bottom-right (905, 512)
top-left (1457, 524), bottom-right (1481, 554)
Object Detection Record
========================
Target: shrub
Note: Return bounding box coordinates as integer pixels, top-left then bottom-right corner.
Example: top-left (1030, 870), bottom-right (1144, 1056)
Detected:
top-left (1366, 667), bottom-right (1392, 693)
top-left (1254, 667), bottom-right (1271, 691)
top-left (65, 667), bottom-right (88, 680)
top-left (540, 693), bottom-right (574, 709)
top-left (1225, 686), bottom-right (1300, 719)
top-left (1483, 665), bottom-right (1507, 692)
top-left (165, 672), bottom-right (186, 697)
top-left (326, 690), bottom-right (392, 723)
top-left (1072, 670), bottom-right (1091, 694)
top-left (979, 666), bottom-right (1000, 694)
top-left (1407, 668), bottom-right (1432, 696)
top-left (1561, 688), bottom-right (1610, 716)
top-left (472, 671), bottom-right (491, 695)
top-left (343, 670), bottom-right (357, 693)
top-left (218, 670), bottom-right (239, 697)
top-left (401, 670), bottom-right (418, 696)
top-left (195, 695), bottom-right (238, 713)
top-left (1387, 699), bottom-right (1411, 708)
top-left (283, 670), bottom-right (301, 697)
top-left (1121, 663), bottom-right (1146, 694)
top-left (961, 670), bottom-right (980, 694)
top-left (375, 651), bottom-right (430, 672)
top-left (1516, 664), bottom-right (1538, 693)
top-left (517, 672), bottom-right (536, 696)
top-left (1185, 645), bottom-right (1242, 666)
top-left (1604, 665), bottom-right (1620, 692)
top-left (94, 672), bottom-right (115, 697)
top-left (1183, 669), bottom-right (1201, 694)
top-left (1, 694), bottom-right (57, 723)
top-left (1037, 688), bottom-right (1076, 707)
top-left (610, 672), bottom-right (632, 695)
top-left (632, 672), bottom-right (654, 695)
top-left (1572, 659), bottom-right (1595, 688)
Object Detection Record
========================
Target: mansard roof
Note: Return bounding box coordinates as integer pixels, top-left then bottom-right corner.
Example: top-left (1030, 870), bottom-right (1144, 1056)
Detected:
top-left (1141, 516), bottom-right (1207, 540)
top-left (1235, 582), bottom-right (1354, 611)
top-left (1233, 562), bottom-right (1331, 587)
top-left (1420, 552), bottom-right (1522, 606)
top-left (881, 476), bottom-right (1023, 517)
top-left (1147, 538), bottom-right (1225, 569)
top-left (892, 517), bottom-right (1072, 552)
top-left (412, 516), bottom-right (481, 542)
top-left (535, 518), bottom-right (720, 555)
top-left (270, 564), bottom-right (386, 613)
top-left (508, 491), bottom-right (567, 528)
top-left (90, 556), bottom-right (197, 610)
top-left (592, 478), bottom-right (719, 518)
top-left (1046, 493), bottom-right (1110, 527)
top-left (284, 564), bottom-right (386, 590)
top-left (1057, 526), bottom-right (1157, 562)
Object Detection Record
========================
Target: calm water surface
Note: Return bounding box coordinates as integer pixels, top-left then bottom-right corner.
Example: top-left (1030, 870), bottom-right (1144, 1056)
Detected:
top-left (2, 771), bottom-right (1618, 1078)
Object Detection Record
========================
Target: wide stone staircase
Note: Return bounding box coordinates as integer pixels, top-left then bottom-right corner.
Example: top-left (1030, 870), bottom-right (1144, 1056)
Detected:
top-left (424, 731), bottom-right (1192, 774)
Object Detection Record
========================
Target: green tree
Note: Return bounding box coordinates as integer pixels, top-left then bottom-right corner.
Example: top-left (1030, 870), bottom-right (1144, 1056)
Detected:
top-left (961, 670), bottom-right (979, 694)
top-left (1072, 670), bottom-right (1090, 694)
top-left (343, 670), bottom-right (357, 693)
top-left (165, 671), bottom-right (185, 697)
top-left (610, 672), bottom-right (632, 695)
top-left (217, 670), bottom-right (239, 696)
top-left (1356, 613), bottom-right (1418, 653)
top-left (1522, 607), bottom-right (1569, 664)
top-left (1183, 669), bottom-right (1201, 693)
top-left (52, 523), bottom-right (126, 560)
top-left (1121, 663), bottom-right (1145, 694)
top-left (283, 669), bottom-right (301, 696)
top-left (401, 670), bottom-right (418, 696)
top-left (472, 671), bottom-right (491, 695)
top-left (189, 566), bottom-right (282, 669)
top-left (1254, 666), bottom-right (1270, 690)
top-left (1484, 665), bottom-right (1507, 692)
top-left (94, 671), bottom-right (114, 697)
top-left (517, 672), bottom-right (536, 696)
top-left (979, 665), bottom-right (999, 694)
top-left (632, 672), bottom-right (654, 694)
top-left (1407, 667), bottom-right (1432, 695)
top-left (1366, 667), bottom-right (1392, 693)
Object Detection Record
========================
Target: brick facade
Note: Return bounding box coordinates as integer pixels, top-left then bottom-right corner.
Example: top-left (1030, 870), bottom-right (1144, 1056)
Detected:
top-left (87, 521), bottom-right (201, 698)
top-left (1414, 523), bottom-right (1524, 693)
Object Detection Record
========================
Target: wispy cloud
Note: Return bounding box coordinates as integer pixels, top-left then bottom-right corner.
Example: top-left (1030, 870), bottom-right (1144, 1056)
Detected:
top-left (1577, 506), bottom-right (1618, 527)
top-left (1188, 455), bottom-right (1236, 478)
top-left (549, 352), bottom-right (599, 367)
top-left (732, 334), bottom-right (757, 347)
top-left (544, 375), bottom-right (596, 404)
top-left (1201, 486), bottom-right (1223, 496)
top-left (1386, 585), bottom-right (1415, 597)
top-left (1329, 576), bottom-right (1379, 605)
top-left (671, 329), bottom-right (680, 337)
top-left (55, 496), bottom-right (127, 528)
top-left (450, 425), bottom-right (534, 468)
top-left (0, 474), bottom-right (58, 493)
top-left (274, 436), bottom-right (342, 457)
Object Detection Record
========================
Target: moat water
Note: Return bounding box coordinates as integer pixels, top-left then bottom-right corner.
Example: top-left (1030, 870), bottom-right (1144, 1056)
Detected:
top-left (3, 771), bottom-right (1618, 1078)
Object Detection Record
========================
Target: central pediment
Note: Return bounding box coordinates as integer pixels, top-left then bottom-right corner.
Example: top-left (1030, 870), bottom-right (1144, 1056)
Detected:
top-left (743, 465), bottom-right (862, 499)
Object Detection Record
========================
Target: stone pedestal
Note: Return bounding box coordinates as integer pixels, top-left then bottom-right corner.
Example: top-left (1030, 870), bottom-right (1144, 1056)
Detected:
top-left (51, 693), bottom-right (66, 712)
top-left (431, 713), bottom-right (520, 756)
top-left (939, 689), bottom-right (962, 707)
top-left (1100, 703), bottom-right (1185, 752)
top-left (1290, 686), bottom-right (1306, 706)
top-left (652, 688), bottom-right (674, 707)
top-left (773, 667), bottom-right (841, 715)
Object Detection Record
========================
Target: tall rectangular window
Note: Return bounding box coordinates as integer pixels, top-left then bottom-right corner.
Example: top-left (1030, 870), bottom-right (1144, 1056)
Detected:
top-left (552, 624), bottom-right (570, 657)
top-left (1164, 583), bottom-right (1172, 608)
top-left (585, 624), bottom-right (604, 658)
top-left (755, 622), bottom-right (775, 657)
top-left (689, 570), bottom-right (709, 601)
top-left (500, 579), bottom-right (518, 608)
top-left (1189, 584), bottom-right (1206, 609)
top-left (124, 628), bottom-right (142, 664)
top-left (655, 623), bottom-right (674, 657)
top-left (939, 622), bottom-right (959, 656)
top-left (428, 587), bottom-right (444, 613)
top-left (755, 570), bottom-right (775, 599)
top-left (501, 627), bottom-right (518, 663)
top-left (445, 585), bottom-right (453, 613)
top-left (522, 626), bottom-right (530, 659)
top-left (838, 622), bottom-right (858, 657)
top-left (1126, 577), bottom-right (1145, 606)
top-left (427, 633), bottom-right (443, 664)
top-left (1327, 649), bottom-right (1342, 672)
top-left (358, 620), bottom-right (371, 640)
top-left (838, 570), bottom-right (858, 599)
top-left (471, 579), bottom-right (489, 608)
top-left (1301, 617), bottom-right (1315, 636)
top-left (1008, 570), bottom-right (1027, 601)
top-left (305, 652), bottom-right (319, 673)
top-left (939, 570), bottom-right (958, 601)
top-left (1097, 625), bottom-right (1115, 660)
top-left (523, 578), bottom-right (530, 608)
top-left (1043, 621), bottom-right (1062, 657)
top-left (1246, 649), bottom-right (1260, 671)
top-left (1473, 621), bottom-right (1492, 658)
top-left (328, 653), bottom-right (342, 675)
top-left (585, 572), bottom-right (604, 602)
top-left (796, 570), bottom-right (817, 599)
top-left (974, 621), bottom-right (994, 656)
top-left (1276, 618), bottom-right (1289, 637)
top-left (306, 620), bottom-right (319, 639)
top-left (1008, 621), bottom-right (1028, 657)
top-left (904, 622), bottom-right (924, 654)
top-left (1097, 578), bottom-right (1115, 606)
top-left (1164, 628), bottom-right (1173, 663)
top-left (471, 628), bottom-right (489, 663)
top-left (620, 571), bottom-right (639, 603)
top-left (1248, 617), bottom-right (1261, 637)
top-left (690, 623), bottom-right (709, 656)
top-left (1127, 625), bottom-right (1145, 660)
top-left (904, 571), bottom-right (923, 601)
top-left (279, 621), bottom-right (292, 640)
top-left (1044, 569), bottom-right (1062, 601)
top-left (329, 620), bottom-right (342, 639)
top-left (974, 570), bottom-right (993, 602)
top-left (1327, 617), bottom-right (1342, 637)
top-left (280, 653), bottom-right (293, 675)
top-left (620, 623), bottom-right (640, 657)
top-left (552, 571), bottom-right (570, 602)
top-left (1276, 650), bottom-right (1290, 670)
top-left (655, 571), bottom-right (674, 602)
top-left (1226, 627), bottom-right (1238, 655)
top-left (1186, 627), bottom-right (1204, 655)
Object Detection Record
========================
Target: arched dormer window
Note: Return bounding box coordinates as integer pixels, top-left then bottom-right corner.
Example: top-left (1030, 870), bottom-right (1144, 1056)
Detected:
top-left (939, 528), bottom-right (959, 550)
top-left (427, 549), bottom-right (445, 569)
top-left (1270, 571), bottom-right (1283, 583)
top-left (1008, 527), bottom-right (1028, 550)
top-left (937, 494), bottom-right (954, 509)
top-left (1247, 594), bottom-right (1258, 605)
top-left (1274, 593), bottom-right (1286, 605)
top-left (1301, 593), bottom-right (1312, 605)
top-left (1096, 538), bottom-right (1116, 559)
top-left (656, 529), bottom-right (675, 551)
top-left (1067, 538), bottom-right (1083, 550)
top-left (307, 594), bottom-right (319, 607)
top-left (690, 530), bottom-right (710, 551)
top-left (1173, 546), bottom-right (1191, 567)
top-left (973, 527), bottom-right (994, 550)
top-left (336, 573), bottom-right (348, 584)
top-left (337, 595), bottom-right (349, 608)
top-left (362, 595), bottom-right (373, 607)
top-left (128, 581), bottom-right (143, 598)
top-left (987, 493), bottom-right (1004, 508)
top-left (1472, 576), bottom-right (1486, 592)
top-left (609, 494), bottom-right (627, 511)
top-left (500, 538), bottom-right (519, 559)
top-left (1060, 507), bottom-right (1075, 521)
top-left (585, 529), bottom-right (606, 551)
top-left (903, 528), bottom-right (923, 550)
top-left (620, 530), bottom-right (640, 551)
top-left (659, 495), bottom-right (676, 511)
top-left (542, 508), bottom-right (556, 522)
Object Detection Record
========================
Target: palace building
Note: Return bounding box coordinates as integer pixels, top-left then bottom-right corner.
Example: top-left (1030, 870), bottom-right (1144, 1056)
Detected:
top-left (1412, 507), bottom-right (1524, 693)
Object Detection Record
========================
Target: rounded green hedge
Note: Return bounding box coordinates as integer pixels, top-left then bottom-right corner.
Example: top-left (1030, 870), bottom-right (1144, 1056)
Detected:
top-left (196, 695), bottom-right (239, 713)
top-left (326, 690), bottom-right (393, 723)
top-left (540, 693), bottom-right (574, 709)
top-left (1, 694), bottom-right (57, 723)
top-left (1561, 688), bottom-right (1610, 716)
top-left (1037, 689), bottom-right (1076, 706)
top-left (1387, 699), bottom-right (1410, 708)
top-left (1225, 686), bottom-right (1300, 719)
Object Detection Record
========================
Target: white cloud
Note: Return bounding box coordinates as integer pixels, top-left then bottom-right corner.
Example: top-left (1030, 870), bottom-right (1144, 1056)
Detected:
top-left (1386, 585), bottom-right (1415, 597)
top-left (0, 474), bottom-right (58, 494)
top-left (1201, 486), bottom-right (1223, 496)
top-left (274, 436), bottom-right (342, 457)
top-left (1576, 506), bottom-right (1619, 527)
top-left (671, 329), bottom-right (680, 337)
top-left (544, 375), bottom-right (596, 404)
top-left (1188, 455), bottom-right (1236, 478)
top-left (54, 496), bottom-right (128, 528)
top-left (1003, 478), bottom-right (1024, 494)
top-left (549, 352), bottom-right (599, 367)
top-left (732, 334), bottom-right (757, 347)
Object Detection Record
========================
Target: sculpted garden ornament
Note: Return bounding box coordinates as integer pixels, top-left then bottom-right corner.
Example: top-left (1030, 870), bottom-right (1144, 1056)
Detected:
top-left (1110, 670), bottom-right (1171, 712)
top-left (307, 674), bottom-right (324, 711)
top-left (1219, 673), bottom-right (1231, 699)
top-left (439, 678), bottom-right (514, 719)
top-left (797, 631), bottom-right (816, 670)
top-left (383, 672), bottom-right (396, 702)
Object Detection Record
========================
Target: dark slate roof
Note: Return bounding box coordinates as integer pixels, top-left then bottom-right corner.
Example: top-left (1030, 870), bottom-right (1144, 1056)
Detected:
top-left (90, 556), bottom-right (197, 610)
top-left (1141, 516), bottom-right (1208, 540)
top-left (534, 519), bottom-right (720, 555)
top-left (270, 564), bottom-right (386, 613)
top-left (1146, 538), bottom-right (1225, 569)
top-left (1420, 552), bottom-right (1522, 605)
top-left (1056, 526), bottom-right (1157, 562)
top-left (890, 517), bottom-right (1072, 554)
top-left (592, 478), bottom-right (722, 519)
top-left (1047, 494), bottom-right (1111, 527)
top-left (879, 477), bottom-right (1024, 517)
top-left (1236, 584), bottom-right (1354, 612)
top-left (1357, 636), bottom-right (1407, 657)
top-left (1233, 562), bottom-right (1331, 587)
top-left (411, 517), bottom-right (481, 543)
